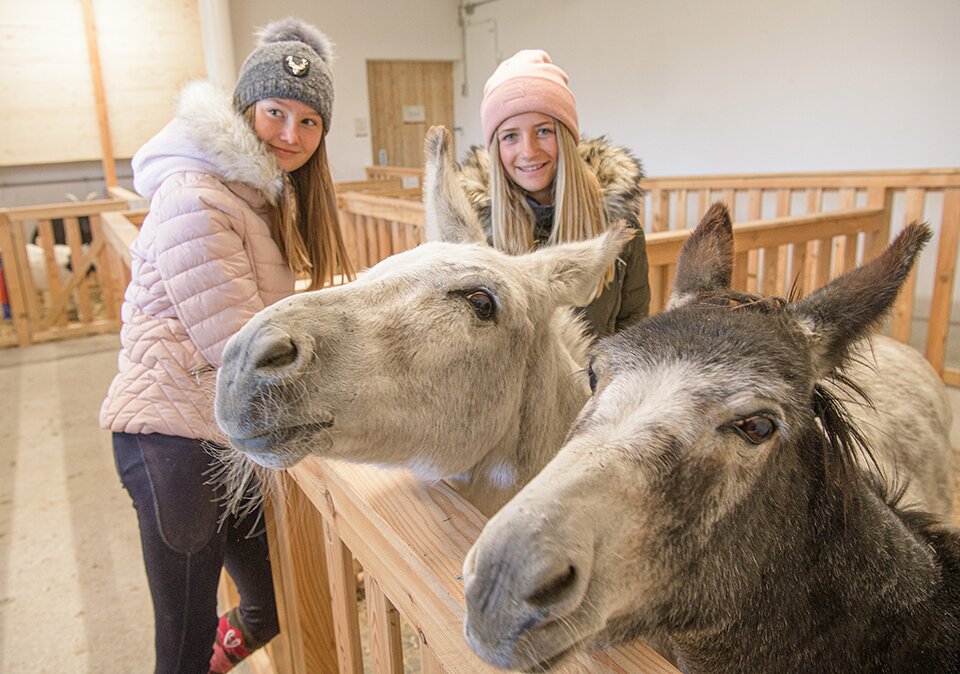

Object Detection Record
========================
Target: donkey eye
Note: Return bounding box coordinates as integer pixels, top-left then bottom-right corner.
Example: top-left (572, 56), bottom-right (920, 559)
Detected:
top-left (587, 364), bottom-right (598, 392)
top-left (465, 290), bottom-right (496, 321)
top-left (732, 415), bottom-right (776, 444)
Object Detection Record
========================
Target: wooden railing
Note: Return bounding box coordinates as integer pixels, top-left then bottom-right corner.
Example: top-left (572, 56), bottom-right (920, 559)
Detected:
top-left (96, 168), bottom-right (960, 674)
top-left (641, 170), bottom-right (960, 384)
top-left (0, 197), bottom-right (142, 347)
top-left (337, 191), bottom-right (426, 271)
top-left (364, 165), bottom-right (425, 184)
top-left (264, 460), bottom-right (679, 674)
top-left (339, 167), bottom-right (960, 382)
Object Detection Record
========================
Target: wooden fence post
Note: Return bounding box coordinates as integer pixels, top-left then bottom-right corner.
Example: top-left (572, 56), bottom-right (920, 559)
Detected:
top-left (267, 473), bottom-right (341, 674)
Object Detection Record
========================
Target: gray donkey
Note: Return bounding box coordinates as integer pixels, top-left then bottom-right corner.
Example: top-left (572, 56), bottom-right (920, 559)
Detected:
top-left (463, 203), bottom-right (960, 673)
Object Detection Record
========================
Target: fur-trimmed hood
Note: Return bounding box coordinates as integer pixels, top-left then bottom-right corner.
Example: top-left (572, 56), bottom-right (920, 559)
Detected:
top-left (457, 135), bottom-right (645, 228)
top-left (132, 80), bottom-right (283, 203)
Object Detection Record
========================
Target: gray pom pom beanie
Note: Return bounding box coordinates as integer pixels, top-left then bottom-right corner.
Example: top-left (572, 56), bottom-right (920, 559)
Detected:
top-left (234, 17), bottom-right (335, 135)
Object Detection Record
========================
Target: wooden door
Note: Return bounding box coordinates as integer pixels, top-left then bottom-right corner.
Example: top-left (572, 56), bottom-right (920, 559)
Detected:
top-left (367, 60), bottom-right (454, 168)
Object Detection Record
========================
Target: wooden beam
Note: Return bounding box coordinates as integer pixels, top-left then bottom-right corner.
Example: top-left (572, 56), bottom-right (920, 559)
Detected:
top-left (80, 0), bottom-right (118, 188)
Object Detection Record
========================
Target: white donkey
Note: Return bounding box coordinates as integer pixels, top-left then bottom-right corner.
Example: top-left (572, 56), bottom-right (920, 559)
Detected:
top-left (215, 126), bottom-right (953, 519)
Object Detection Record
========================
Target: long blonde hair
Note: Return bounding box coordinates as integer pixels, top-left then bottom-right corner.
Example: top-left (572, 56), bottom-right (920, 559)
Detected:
top-left (489, 120), bottom-right (614, 289)
top-left (244, 107), bottom-right (355, 290)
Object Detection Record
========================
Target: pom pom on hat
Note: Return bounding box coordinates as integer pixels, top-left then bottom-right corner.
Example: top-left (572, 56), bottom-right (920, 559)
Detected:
top-left (256, 17), bottom-right (334, 64)
top-left (480, 49), bottom-right (578, 148)
top-left (234, 17), bottom-right (335, 135)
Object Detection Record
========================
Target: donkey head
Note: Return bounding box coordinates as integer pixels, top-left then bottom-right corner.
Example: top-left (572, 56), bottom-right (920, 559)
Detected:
top-left (214, 127), bottom-right (632, 506)
top-left (462, 202), bottom-right (930, 670)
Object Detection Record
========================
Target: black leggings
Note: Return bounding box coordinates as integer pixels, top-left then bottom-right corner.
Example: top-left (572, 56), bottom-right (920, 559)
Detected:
top-left (113, 432), bottom-right (279, 674)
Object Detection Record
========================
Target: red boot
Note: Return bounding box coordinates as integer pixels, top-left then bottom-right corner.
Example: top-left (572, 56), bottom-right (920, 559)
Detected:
top-left (209, 608), bottom-right (263, 673)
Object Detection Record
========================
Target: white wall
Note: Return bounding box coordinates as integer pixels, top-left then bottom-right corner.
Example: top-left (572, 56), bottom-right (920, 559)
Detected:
top-left (228, 0), bottom-right (465, 181)
top-left (5, 0), bottom-right (956, 200)
top-left (458, 0), bottom-right (960, 176)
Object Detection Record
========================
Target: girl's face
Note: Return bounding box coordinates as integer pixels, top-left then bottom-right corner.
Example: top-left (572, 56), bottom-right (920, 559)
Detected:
top-left (253, 98), bottom-right (324, 172)
top-left (496, 112), bottom-right (559, 205)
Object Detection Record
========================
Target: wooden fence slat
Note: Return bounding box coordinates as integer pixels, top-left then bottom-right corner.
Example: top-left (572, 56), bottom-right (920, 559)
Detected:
top-left (340, 210), bottom-right (359, 272)
top-left (774, 191), bottom-right (791, 294)
top-left (761, 246), bottom-right (778, 296)
top-left (64, 216), bottom-right (94, 322)
top-left (323, 518), bottom-right (364, 674)
top-left (776, 189), bottom-right (792, 217)
top-left (9, 219), bottom-right (43, 331)
top-left (390, 221), bottom-right (402, 258)
top-left (355, 216), bottom-right (369, 269)
top-left (378, 220), bottom-right (392, 263)
top-left (746, 190), bottom-right (763, 293)
top-left (723, 189), bottom-right (736, 220)
top-left (366, 575), bottom-right (405, 674)
top-left (675, 189), bottom-right (688, 230)
top-left (651, 189), bottom-right (669, 232)
top-left (842, 232), bottom-right (859, 273)
top-left (790, 242), bottom-right (807, 296)
top-left (696, 189), bottom-right (709, 220)
top-left (864, 186), bottom-right (893, 260)
top-left (923, 188), bottom-right (960, 374)
top-left (366, 216), bottom-right (378, 265)
top-left (0, 213), bottom-right (33, 346)
top-left (36, 220), bottom-right (65, 305)
top-left (266, 474), bottom-right (339, 674)
top-left (90, 215), bottom-right (119, 320)
top-left (648, 266), bottom-right (667, 315)
top-left (802, 188), bottom-right (827, 294)
top-left (732, 250), bottom-right (749, 291)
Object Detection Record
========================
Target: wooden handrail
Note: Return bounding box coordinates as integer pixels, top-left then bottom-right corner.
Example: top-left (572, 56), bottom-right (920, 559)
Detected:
top-left (358, 166), bottom-right (960, 190)
top-left (0, 198), bottom-right (128, 221)
top-left (643, 168), bottom-right (960, 190)
top-left (337, 191), bottom-right (425, 226)
top-left (100, 210), bottom-right (143, 268)
top-left (364, 165), bottom-right (426, 179)
top-left (285, 458), bottom-right (679, 673)
top-left (334, 178), bottom-right (403, 193)
top-left (645, 207), bottom-right (885, 266)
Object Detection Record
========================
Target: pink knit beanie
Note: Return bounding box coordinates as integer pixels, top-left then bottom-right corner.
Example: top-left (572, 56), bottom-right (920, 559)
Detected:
top-left (480, 49), bottom-right (579, 148)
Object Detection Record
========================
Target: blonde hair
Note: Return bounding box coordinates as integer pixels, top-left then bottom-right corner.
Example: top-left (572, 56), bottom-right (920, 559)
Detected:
top-left (243, 107), bottom-right (355, 290)
top-left (490, 120), bottom-right (614, 290)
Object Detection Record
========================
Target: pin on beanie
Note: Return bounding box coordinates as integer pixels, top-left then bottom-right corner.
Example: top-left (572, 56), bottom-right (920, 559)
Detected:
top-left (480, 49), bottom-right (579, 148)
top-left (234, 17), bottom-right (335, 135)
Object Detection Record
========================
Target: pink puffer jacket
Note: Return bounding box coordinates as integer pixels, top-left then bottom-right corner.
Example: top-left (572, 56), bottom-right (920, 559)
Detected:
top-left (100, 81), bottom-right (295, 441)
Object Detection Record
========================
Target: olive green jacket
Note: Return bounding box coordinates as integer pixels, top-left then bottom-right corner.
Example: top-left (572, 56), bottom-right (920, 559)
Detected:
top-left (457, 136), bottom-right (650, 337)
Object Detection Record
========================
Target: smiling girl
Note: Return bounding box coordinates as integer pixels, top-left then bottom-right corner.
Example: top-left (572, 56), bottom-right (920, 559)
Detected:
top-left (459, 50), bottom-right (650, 337)
top-left (100, 18), bottom-right (352, 674)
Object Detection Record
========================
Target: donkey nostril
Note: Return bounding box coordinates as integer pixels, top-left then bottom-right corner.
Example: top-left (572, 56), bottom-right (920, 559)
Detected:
top-left (253, 335), bottom-right (298, 370)
top-left (526, 564), bottom-right (578, 609)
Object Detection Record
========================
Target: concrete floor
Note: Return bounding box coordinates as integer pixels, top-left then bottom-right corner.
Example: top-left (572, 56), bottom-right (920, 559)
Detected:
top-left (0, 334), bottom-right (268, 674)
top-left (1, 333), bottom-right (958, 673)
top-left (0, 334), bottom-right (151, 673)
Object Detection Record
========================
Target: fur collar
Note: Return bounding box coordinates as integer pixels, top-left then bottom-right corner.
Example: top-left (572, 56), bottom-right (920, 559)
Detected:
top-left (457, 136), bottom-right (645, 228)
top-left (169, 80), bottom-right (283, 202)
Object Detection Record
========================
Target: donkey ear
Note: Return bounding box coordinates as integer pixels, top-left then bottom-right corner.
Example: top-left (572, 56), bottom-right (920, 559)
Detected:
top-left (521, 224), bottom-right (635, 309)
top-left (423, 125), bottom-right (487, 245)
top-left (668, 202), bottom-right (734, 309)
top-left (790, 222), bottom-right (931, 377)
